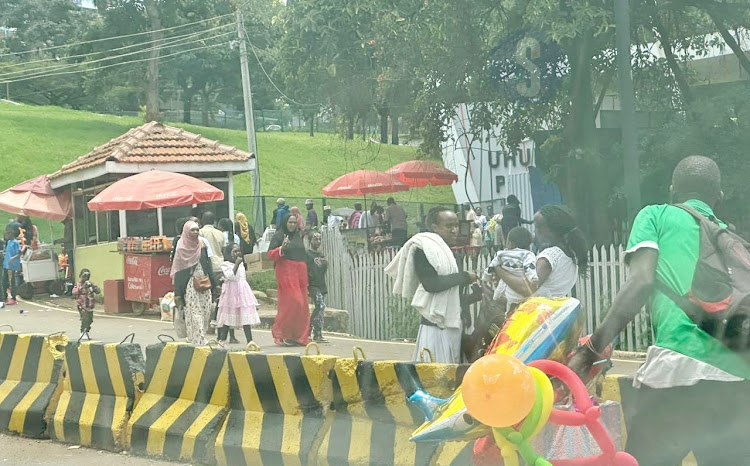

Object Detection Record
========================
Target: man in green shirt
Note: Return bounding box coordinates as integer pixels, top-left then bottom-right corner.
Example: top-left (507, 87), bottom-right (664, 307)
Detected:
top-left (569, 155), bottom-right (750, 464)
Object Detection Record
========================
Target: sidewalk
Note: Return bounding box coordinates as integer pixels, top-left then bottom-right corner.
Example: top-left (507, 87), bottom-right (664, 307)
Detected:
top-left (7, 295), bottom-right (416, 361)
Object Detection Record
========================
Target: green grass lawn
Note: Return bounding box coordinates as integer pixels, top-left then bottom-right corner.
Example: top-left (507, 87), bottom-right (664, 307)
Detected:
top-left (0, 103), bottom-right (455, 205)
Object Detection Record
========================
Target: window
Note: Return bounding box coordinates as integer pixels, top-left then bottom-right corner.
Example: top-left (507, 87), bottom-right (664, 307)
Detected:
top-left (162, 205), bottom-right (194, 237)
top-left (86, 193), bottom-right (96, 245)
top-left (73, 187), bottom-right (121, 246)
top-left (197, 181), bottom-right (230, 221)
top-left (74, 195), bottom-right (86, 246)
top-left (97, 211), bottom-right (120, 243)
top-left (125, 209), bottom-right (159, 238)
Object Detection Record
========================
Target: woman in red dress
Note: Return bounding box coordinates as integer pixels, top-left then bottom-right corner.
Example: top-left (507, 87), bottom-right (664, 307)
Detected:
top-left (268, 213), bottom-right (310, 346)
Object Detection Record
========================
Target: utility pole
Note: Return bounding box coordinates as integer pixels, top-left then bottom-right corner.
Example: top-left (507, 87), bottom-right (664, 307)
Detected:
top-left (235, 3), bottom-right (262, 231)
top-left (144, 0), bottom-right (162, 122)
top-left (615, 0), bottom-right (641, 222)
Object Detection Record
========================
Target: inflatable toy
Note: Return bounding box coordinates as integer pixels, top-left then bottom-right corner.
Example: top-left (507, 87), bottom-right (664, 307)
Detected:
top-left (410, 297), bottom-right (582, 443)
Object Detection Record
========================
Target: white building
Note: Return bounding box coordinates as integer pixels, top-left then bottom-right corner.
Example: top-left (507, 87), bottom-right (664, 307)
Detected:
top-left (442, 103), bottom-right (560, 222)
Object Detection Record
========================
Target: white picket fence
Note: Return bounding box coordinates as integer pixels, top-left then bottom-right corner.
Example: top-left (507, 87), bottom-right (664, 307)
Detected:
top-left (321, 229), bottom-right (651, 352)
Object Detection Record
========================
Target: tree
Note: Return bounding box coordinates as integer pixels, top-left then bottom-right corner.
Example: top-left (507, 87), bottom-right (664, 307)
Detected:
top-left (0, 0), bottom-right (96, 107)
top-left (391, 0), bottom-right (750, 243)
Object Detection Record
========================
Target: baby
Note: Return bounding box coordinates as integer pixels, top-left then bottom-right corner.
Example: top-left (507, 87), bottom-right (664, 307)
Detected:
top-left (484, 227), bottom-right (537, 308)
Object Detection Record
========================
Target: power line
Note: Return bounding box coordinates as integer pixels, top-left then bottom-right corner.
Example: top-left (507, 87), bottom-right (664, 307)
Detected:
top-left (0, 22), bottom-right (233, 72)
top-left (0, 40), bottom-right (231, 84)
top-left (4, 54), bottom-right (186, 101)
top-left (240, 22), bottom-right (323, 109)
top-left (0, 29), bottom-right (235, 82)
top-left (0, 10), bottom-right (237, 59)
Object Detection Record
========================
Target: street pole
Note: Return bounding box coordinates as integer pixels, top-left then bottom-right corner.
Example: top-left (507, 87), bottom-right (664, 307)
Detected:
top-left (235, 4), bottom-right (263, 232)
top-left (615, 0), bottom-right (641, 222)
top-left (143, 0), bottom-right (162, 122)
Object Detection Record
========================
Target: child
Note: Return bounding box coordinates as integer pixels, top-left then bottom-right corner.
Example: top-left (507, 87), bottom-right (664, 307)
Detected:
top-left (74, 268), bottom-right (100, 340)
top-left (485, 227), bottom-right (537, 314)
top-left (216, 244), bottom-right (260, 344)
top-left (306, 233), bottom-right (329, 343)
top-left (2, 228), bottom-right (21, 305)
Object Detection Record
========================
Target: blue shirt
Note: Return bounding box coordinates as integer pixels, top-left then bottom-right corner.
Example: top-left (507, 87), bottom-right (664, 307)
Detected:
top-left (3, 239), bottom-right (21, 271)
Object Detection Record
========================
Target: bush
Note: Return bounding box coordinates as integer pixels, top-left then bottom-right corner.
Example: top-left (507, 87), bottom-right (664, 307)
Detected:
top-left (248, 269), bottom-right (277, 292)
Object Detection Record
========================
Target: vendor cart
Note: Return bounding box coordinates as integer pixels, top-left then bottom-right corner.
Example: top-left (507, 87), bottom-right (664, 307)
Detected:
top-left (17, 245), bottom-right (66, 299)
top-left (122, 251), bottom-right (173, 315)
top-left (87, 170), bottom-right (225, 316)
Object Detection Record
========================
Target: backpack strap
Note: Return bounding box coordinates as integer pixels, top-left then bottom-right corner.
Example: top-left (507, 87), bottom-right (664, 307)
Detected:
top-left (672, 203), bottom-right (720, 226)
top-left (655, 280), bottom-right (701, 317)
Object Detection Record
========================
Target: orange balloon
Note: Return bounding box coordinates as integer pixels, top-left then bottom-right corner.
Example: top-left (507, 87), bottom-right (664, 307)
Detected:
top-left (462, 353), bottom-right (537, 428)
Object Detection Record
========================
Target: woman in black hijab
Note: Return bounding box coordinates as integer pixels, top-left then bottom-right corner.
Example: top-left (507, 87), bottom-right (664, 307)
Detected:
top-left (267, 213), bottom-right (310, 346)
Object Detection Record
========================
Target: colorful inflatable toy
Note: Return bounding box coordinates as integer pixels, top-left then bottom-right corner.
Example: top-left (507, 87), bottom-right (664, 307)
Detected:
top-left (461, 354), bottom-right (637, 466)
top-left (410, 297), bottom-right (583, 443)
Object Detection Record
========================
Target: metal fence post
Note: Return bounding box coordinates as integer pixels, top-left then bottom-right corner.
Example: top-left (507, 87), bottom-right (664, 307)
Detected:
top-left (261, 196), bottom-right (267, 230)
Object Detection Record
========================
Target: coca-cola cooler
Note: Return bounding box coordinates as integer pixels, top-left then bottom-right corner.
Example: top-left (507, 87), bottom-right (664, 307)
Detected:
top-left (123, 253), bottom-right (172, 315)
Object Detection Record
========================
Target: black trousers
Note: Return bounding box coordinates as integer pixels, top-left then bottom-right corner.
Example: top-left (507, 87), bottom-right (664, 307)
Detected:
top-left (218, 325), bottom-right (252, 343)
top-left (624, 380), bottom-right (750, 465)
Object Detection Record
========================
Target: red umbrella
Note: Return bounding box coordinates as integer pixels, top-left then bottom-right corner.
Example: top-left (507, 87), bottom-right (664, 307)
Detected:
top-left (387, 160), bottom-right (458, 187)
top-left (0, 175), bottom-right (71, 221)
top-left (322, 170), bottom-right (409, 197)
top-left (87, 170), bottom-right (224, 211)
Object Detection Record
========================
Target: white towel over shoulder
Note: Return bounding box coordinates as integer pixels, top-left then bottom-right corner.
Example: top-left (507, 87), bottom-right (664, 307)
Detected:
top-left (384, 233), bottom-right (462, 329)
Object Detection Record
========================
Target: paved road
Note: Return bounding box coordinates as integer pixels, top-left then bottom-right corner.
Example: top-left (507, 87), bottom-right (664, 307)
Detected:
top-left (4, 296), bottom-right (418, 360)
top-left (0, 296), bottom-right (643, 464)
top-left (0, 433), bottom-right (176, 465)
top-left (2, 296), bottom-right (643, 375)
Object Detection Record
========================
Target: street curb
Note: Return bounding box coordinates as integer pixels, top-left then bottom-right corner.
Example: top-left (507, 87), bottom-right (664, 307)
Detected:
top-left (613, 350), bottom-right (646, 360)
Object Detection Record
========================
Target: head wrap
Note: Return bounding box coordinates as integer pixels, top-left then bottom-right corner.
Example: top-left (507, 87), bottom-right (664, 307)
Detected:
top-left (235, 212), bottom-right (251, 244)
top-left (171, 221), bottom-right (202, 277)
top-left (269, 213), bottom-right (307, 261)
top-left (290, 206), bottom-right (306, 230)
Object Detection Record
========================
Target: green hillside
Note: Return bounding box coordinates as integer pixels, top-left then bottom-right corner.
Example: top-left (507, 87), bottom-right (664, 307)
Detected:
top-left (0, 103), bottom-right (455, 204)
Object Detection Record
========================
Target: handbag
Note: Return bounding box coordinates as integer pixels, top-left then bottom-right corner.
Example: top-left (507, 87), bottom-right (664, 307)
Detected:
top-left (193, 274), bottom-right (212, 292)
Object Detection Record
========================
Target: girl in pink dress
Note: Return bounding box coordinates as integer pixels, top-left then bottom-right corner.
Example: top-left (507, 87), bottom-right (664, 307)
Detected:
top-left (216, 244), bottom-right (260, 344)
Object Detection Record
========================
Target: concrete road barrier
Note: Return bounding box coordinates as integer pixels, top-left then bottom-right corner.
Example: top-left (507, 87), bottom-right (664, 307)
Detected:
top-left (126, 342), bottom-right (229, 464)
top-left (318, 359), bottom-right (464, 466)
top-left (0, 332), bottom-right (67, 438)
top-left (50, 341), bottom-right (145, 451)
top-left (215, 352), bottom-right (337, 465)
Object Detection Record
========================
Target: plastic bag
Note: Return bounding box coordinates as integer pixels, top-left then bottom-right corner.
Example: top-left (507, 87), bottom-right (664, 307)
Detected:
top-left (160, 292), bottom-right (175, 321)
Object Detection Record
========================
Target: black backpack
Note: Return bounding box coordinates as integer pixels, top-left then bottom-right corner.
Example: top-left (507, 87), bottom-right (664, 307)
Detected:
top-left (657, 204), bottom-right (750, 352)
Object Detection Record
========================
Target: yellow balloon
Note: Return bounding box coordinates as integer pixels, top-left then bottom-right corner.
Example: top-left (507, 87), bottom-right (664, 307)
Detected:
top-left (462, 354), bottom-right (536, 428)
top-left (528, 367), bottom-right (554, 439)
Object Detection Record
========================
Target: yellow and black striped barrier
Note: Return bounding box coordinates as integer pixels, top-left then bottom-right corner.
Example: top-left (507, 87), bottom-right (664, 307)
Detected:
top-left (214, 352), bottom-right (337, 465)
top-left (317, 359), bottom-right (465, 465)
top-left (50, 341), bottom-right (145, 451)
top-left (126, 342), bottom-right (230, 464)
top-left (0, 332), bottom-right (67, 438)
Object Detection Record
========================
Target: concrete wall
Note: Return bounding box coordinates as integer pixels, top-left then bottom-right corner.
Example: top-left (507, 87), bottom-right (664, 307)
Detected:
top-left (73, 242), bottom-right (123, 289)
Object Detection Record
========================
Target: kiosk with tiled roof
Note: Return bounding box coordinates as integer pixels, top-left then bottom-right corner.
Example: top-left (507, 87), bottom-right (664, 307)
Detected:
top-left (50, 121), bottom-right (256, 294)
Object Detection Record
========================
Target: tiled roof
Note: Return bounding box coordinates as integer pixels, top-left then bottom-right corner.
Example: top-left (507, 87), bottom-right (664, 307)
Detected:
top-left (49, 121), bottom-right (253, 179)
